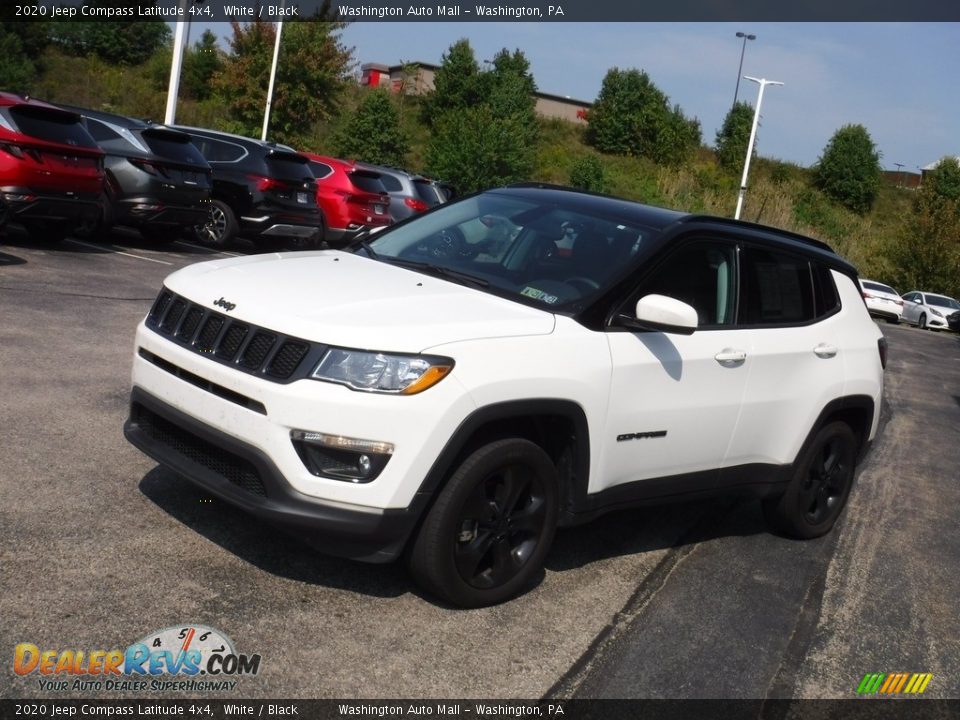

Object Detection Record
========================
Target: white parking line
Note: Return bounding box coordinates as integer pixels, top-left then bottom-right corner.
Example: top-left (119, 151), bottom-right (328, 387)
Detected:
top-left (172, 240), bottom-right (243, 257)
top-left (65, 239), bottom-right (174, 266)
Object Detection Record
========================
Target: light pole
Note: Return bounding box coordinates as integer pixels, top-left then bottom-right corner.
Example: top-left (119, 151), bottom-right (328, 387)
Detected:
top-left (261, 0), bottom-right (287, 141)
top-left (732, 32), bottom-right (756, 107)
top-left (734, 76), bottom-right (783, 220)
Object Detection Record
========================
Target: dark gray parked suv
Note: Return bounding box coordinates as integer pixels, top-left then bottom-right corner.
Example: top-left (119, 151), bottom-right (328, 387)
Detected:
top-left (59, 106), bottom-right (212, 243)
top-left (357, 163), bottom-right (448, 222)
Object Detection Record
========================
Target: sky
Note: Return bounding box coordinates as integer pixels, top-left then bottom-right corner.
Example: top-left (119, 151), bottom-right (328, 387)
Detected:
top-left (191, 21), bottom-right (960, 172)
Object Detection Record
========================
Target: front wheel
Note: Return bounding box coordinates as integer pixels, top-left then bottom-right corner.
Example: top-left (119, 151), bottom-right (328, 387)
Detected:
top-left (408, 439), bottom-right (559, 608)
top-left (918, 313), bottom-right (927, 330)
top-left (763, 421), bottom-right (856, 539)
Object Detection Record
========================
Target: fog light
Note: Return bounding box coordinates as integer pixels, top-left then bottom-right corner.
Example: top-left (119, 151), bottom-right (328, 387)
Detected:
top-left (2, 192), bottom-right (36, 203)
top-left (291, 430), bottom-right (393, 483)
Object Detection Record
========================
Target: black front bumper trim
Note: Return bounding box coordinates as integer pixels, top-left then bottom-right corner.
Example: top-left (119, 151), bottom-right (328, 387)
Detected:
top-left (123, 387), bottom-right (422, 563)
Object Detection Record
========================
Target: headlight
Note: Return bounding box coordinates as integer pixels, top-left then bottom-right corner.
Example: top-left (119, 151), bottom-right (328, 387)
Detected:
top-left (931, 308), bottom-right (943, 318)
top-left (310, 348), bottom-right (454, 394)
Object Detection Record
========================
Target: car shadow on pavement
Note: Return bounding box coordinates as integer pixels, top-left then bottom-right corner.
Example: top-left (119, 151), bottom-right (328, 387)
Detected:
top-left (0, 248), bottom-right (27, 266)
top-left (546, 497), bottom-right (764, 572)
top-left (137, 467), bottom-right (410, 599)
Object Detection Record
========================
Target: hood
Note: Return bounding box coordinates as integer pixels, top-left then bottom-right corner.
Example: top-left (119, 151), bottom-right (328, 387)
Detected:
top-left (164, 250), bottom-right (555, 352)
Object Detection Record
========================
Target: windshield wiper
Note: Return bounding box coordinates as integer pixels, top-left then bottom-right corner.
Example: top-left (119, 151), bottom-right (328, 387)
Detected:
top-left (386, 257), bottom-right (489, 288)
top-left (356, 239), bottom-right (379, 260)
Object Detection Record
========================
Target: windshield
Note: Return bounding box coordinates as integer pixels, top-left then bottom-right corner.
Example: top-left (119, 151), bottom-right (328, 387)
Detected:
top-left (927, 295), bottom-right (960, 310)
top-left (366, 192), bottom-right (656, 309)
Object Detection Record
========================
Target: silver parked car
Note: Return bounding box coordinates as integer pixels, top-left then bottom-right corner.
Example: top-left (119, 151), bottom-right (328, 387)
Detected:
top-left (901, 290), bottom-right (960, 331)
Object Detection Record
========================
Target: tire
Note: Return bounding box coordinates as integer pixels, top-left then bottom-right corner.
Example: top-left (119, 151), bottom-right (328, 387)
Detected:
top-left (886, 316), bottom-right (899, 325)
top-left (194, 199), bottom-right (237, 248)
top-left (408, 438), bottom-right (559, 608)
top-left (74, 194), bottom-right (113, 240)
top-left (918, 313), bottom-right (927, 330)
top-left (763, 421), bottom-right (857, 539)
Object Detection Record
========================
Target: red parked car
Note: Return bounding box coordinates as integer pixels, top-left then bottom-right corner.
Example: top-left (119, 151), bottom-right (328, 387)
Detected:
top-left (0, 92), bottom-right (104, 242)
top-left (303, 154), bottom-right (391, 246)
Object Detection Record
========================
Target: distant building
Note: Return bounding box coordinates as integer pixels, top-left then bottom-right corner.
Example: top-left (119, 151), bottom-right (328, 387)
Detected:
top-left (360, 61), bottom-right (592, 125)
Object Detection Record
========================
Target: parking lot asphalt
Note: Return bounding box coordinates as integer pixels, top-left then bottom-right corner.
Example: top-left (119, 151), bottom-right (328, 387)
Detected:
top-left (2, 227), bottom-right (959, 700)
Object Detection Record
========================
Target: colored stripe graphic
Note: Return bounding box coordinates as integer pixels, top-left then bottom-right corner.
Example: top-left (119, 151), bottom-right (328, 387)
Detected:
top-left (856, 672), bottom-right (932, 695)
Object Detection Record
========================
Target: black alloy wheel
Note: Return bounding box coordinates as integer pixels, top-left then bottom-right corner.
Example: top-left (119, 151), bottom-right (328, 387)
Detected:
top-left (408, 438), bottom-right (559, 608)
top-left (763, 421), bottom-right (856, 539)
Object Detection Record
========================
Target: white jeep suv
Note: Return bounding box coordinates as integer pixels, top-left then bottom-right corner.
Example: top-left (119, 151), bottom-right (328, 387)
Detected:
top-left (125, 185), bottom-right (886, 607)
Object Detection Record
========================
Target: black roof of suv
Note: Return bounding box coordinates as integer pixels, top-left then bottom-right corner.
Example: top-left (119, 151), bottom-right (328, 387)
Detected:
top-left (173, 126), bottom-right (322, 250)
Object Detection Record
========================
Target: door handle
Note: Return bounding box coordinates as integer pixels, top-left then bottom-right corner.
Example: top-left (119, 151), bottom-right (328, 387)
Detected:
top-left (814, 343), bottom-right (838, 359)
top-left (715, 349), bottom-right (747, 366)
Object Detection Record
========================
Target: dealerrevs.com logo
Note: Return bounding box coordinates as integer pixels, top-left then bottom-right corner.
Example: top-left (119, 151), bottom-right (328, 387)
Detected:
top-left (13, 625), bottom-right (261, 693)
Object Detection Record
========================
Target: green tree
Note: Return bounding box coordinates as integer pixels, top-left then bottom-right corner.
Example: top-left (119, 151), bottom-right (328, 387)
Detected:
top-left (211, 18), bottom-right (352, 145)
top-left (182, 30), bottom-right (223, 101)
top-left (50, 0), bottom-right (170, 66)
top-left (924, 156), bottom-right (960, 202)
top-left (889, 157), bottom-right (960, 296)
top-left (585, 67), bottom-right (700, 165)
top-left (569, 155), bottom-right (608, 193)
top-left (422, 38), bottom-right (481, 125)
top-left (715, 101), bottom-right (754, 172)
top-left (0, 29), bottom-right (36, 93)
top-left (334, 89), bottom-right (409, 166)
top-left (425, 41), bottom-right (538, 193)
top-left (814, 124), bottom-right (882, 214)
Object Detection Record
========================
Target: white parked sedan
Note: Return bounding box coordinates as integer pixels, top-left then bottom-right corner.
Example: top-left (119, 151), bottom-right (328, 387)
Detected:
top-left (860, 279), bottom-right (904, 323)
top-left (901, 290), bottom-right (960, 331)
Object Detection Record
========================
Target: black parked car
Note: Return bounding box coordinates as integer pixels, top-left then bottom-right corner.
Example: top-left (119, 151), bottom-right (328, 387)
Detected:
top-left (948, 311), bottom-right (960, 333)
top-left (58, 106), bottom-right (212, 243)
top-left (174, 127), bottom-right (322, 249)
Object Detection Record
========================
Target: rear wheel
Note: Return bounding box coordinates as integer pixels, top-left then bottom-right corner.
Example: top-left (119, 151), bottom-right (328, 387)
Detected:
top-left (74, 194), bottom-right (113, 240)
top-left (408, 439), bottom-right (559, 608)
top-left (763, 421), bottom-right (856, 539)
top-left (194, 199), bottom-right (237, 248)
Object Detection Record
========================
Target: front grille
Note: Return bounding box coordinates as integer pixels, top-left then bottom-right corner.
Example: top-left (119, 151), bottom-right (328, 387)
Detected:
top-left (132, 402), bottom-right (267, 497)
top-left (266, 341), bottom-right (309, 379)
top-left (145, 289), bottom-right (324, 383)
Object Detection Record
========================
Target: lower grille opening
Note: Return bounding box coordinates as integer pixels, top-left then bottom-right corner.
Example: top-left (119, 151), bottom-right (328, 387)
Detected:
top-left (139, 348), bottom-right (267, 415)
top-left (131, 402), bottom-right (267, 497)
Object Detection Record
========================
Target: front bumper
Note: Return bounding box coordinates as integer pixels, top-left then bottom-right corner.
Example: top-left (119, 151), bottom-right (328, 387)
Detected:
top-left (124, 387), bottom-right (422, 563)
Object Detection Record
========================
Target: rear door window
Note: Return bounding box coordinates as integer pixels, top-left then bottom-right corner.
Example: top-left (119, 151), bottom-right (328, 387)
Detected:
top-left (191, 136), bottom-right (246, 163)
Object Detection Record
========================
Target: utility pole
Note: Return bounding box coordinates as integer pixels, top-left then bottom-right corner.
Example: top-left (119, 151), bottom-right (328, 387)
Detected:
top-left (734, 76), bottom-right (783, 220)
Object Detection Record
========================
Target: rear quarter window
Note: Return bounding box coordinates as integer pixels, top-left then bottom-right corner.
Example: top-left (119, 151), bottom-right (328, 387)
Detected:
top-left (191, 136), bottom-right (246, 163)
top-left (143, 129), bottom-right (208, 166)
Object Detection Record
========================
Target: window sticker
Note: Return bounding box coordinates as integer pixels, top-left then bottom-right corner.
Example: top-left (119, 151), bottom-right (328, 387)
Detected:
top-left (521, 287), bottom-right (560, 304)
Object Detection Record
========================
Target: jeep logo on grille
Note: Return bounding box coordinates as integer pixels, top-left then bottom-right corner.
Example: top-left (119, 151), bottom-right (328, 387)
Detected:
top-left (213, 297), bottom-right (236, 312)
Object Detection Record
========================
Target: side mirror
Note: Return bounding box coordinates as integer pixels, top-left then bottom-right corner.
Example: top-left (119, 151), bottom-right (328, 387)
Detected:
top-left (633, 294), bottom-right (698, 335)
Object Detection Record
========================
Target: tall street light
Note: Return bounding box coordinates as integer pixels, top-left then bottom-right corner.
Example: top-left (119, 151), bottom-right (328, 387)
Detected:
top-left (732, 32), bottom-right (756, 107)
top-left (734, 76), bottom-right (783, 220)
